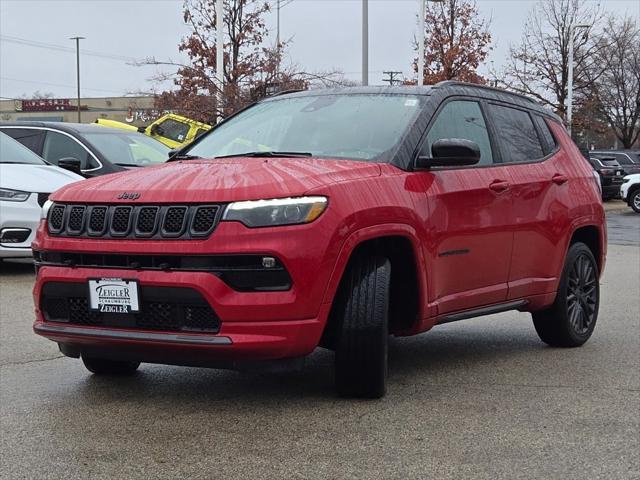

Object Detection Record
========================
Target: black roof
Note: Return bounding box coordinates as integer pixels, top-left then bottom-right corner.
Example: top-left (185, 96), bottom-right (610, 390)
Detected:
top-left (0, 121), bottom-right (118, 134)
top-left (267, 81), bottom-right (560, 122)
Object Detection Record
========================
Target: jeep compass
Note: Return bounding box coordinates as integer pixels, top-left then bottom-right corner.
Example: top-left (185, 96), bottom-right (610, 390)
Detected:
top-left (33, 82), bottom-right (606, 398)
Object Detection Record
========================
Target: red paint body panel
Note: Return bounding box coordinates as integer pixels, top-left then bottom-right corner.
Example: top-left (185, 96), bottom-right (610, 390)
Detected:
top-left (33, 116), bottom-right (606, 365)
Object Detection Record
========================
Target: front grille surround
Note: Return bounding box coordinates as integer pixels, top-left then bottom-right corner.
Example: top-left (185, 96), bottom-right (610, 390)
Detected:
top-left (47, 203), bottom-right (223, 240)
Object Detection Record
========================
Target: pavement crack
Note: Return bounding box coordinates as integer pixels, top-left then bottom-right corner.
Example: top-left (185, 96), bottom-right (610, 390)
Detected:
top-left (0, 354), bottom-right (64, 368)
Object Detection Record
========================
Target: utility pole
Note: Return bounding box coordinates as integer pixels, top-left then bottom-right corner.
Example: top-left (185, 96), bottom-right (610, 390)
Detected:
top-left (362, 0), bottom-right (368, 86)
top-left (567, 24), bottom-right (590, 137)
top-left (69, 36), bottom-right (84, 123)
top-left (382, 71), bottom-right (403, 86)
top-left (216, 0), bottom-right (224, 124)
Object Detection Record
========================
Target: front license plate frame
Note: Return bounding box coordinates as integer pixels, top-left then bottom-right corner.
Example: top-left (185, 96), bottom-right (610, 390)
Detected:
top-left (88, 278), bottom-right (140, 313)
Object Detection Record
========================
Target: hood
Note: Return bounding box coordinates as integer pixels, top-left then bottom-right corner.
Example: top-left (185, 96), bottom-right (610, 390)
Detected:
top-left (0, 164), bottom-right (84, 193)
top-left (51, 157), bottom-right (382, 203)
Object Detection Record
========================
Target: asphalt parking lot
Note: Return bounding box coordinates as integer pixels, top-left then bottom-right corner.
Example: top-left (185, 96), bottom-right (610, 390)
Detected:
top-left (1, 207), bottom-right (638, 479)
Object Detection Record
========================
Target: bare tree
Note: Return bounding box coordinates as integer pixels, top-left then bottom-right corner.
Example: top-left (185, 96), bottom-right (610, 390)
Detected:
top-left (585, 16), bottom-right (640, 149)
top-left (413, 0), bottom-right (492, 84)
top-left (499, 0), bottom-right (604, 120)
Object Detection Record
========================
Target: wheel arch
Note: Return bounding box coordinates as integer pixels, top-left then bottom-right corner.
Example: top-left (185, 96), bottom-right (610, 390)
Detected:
top-left (320, 225), bottom-right (428, 348)
top-left (568, 224), bottom-right (604, 274)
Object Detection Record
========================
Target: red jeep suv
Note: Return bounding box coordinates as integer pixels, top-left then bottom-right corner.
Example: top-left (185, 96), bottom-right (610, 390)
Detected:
top-left (33, 82), bottom-right (606, 398)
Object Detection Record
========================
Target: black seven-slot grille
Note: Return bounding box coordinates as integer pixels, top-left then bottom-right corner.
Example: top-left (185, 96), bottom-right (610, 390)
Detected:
top-left (41, 283), bottom-right (221, 333)
top-left (47, 204), bottom-right (221, 239)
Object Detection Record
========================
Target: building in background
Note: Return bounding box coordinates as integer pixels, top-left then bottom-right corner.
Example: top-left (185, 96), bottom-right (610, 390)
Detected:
top-left (0, 96), bottom-right (158, 126)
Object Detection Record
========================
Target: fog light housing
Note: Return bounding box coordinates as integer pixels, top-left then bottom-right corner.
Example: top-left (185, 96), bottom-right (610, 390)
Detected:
top-left (0, 228), bottom-right (31, 244)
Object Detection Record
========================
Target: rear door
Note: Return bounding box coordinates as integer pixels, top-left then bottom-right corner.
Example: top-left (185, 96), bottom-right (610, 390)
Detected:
top-left (485, 104), bottom-right (571, 299)
top-left (417, 98), bottom-right (515, 314)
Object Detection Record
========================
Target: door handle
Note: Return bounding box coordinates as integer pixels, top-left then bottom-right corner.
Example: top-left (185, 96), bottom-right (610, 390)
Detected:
top-left (489, 180), bottom-right (510, 193)
top-left (552, 173), bottom-right (568, 185)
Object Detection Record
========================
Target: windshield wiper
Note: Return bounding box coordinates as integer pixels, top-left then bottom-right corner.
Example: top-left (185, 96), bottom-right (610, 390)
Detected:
top-left (214, 151), bottom-right (313, 159)
top-left (113, 163), bottom-right (143, 167)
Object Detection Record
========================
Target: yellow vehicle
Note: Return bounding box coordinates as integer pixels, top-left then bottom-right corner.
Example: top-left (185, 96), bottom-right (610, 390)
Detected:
top-left (96, 113), bottom-right (212, 149)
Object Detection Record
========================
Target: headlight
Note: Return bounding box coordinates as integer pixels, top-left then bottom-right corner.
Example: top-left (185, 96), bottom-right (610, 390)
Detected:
top-left (223, 196), bottom-right (328, 227)
top-left (41, 199), bottom-right (54, 219)
top-left (0, 188), bottom-right (30, 202)
top-left (622, 177), bottom-right (631, 184)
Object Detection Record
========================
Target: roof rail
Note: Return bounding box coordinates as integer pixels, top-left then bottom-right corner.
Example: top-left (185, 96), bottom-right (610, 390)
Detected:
top-left (269, 88), bottom-right (307, 98)
top-left (434, 80), bottom-right (536, 104)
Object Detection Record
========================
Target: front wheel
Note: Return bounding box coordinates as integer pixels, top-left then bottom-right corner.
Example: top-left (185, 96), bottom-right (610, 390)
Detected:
top-left (82, 356), bottom-right (140, 375)
top-left (334, 254), bottom-right (391, 399)
top-left (532, 242), bottom-right (599, 347)
top-left (630, 189), bottom-right (640, 213)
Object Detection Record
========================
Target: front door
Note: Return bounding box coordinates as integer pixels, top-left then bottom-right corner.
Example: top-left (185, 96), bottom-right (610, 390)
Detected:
top-left (417, 99), bottom-right (514, 315)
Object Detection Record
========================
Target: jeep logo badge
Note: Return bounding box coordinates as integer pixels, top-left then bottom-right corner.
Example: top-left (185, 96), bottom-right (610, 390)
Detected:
top-left (117, 192), bottom-right (141, 200)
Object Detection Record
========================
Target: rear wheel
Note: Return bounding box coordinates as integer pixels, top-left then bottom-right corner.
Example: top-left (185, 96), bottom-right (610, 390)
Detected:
top-left (630, 189), bottom-right (640, 213)
top-left (82, 356), bottom-right (140, 375)
top-left (532, 242), bottom-right (599, 347)
top-left (334, 254), bottom-right (390, 399)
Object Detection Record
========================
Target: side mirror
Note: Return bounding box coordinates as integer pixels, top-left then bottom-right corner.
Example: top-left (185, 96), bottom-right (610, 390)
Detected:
top-left (57, 157), bottom-right (83, 175)
top-left (416, 138), bottom-right (481, 169)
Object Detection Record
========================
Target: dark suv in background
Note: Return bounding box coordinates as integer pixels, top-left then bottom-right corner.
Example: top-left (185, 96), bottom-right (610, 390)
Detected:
top-left (589, 156), bottom-right (626, 200)
top-left (591, 150), bottom-right (640, 175)
top-left (0, 122), bottom-right (169, 177)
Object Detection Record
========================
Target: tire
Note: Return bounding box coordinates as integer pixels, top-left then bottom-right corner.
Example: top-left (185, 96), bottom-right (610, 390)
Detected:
top-left (532, 242), bottom-right (599, 347)
top-left (82, 356), bottom-right (140, 375)
top-left (630, 189), bottom-right (640, 213)
top-left (334, 254), bottom-right (390, 399)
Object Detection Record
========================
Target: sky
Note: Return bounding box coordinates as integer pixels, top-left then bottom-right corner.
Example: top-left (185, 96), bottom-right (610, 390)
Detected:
top-left (1, 0), bottom-right (638, 99)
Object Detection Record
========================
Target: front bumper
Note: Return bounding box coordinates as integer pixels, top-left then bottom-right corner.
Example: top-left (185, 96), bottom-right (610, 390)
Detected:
top-left (32, 214), bottom-right (341, 363)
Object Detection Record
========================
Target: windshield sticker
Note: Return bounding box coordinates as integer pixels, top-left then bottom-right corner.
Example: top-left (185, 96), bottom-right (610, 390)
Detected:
top-left (404, 99), bottom-right (418, 107)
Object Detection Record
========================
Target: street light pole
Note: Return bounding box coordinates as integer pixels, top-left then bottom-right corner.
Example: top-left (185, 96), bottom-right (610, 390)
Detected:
top-left (216, 0), bottom-right (224, 124)
top-left (567, 24), bottom-right (590, 137)
top-left (69, 36), bottom-right (84, 123)
top-left (417, 0), bottom-right (444, 87)
top-left (362, 0), bottom-right (368, 86)
top-left (418, 0), bottom-right (425, 86)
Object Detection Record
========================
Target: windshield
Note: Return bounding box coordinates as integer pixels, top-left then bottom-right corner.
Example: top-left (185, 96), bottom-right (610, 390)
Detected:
top-left (186, 94), bottom-right (424, 162)
top-left (84, 131), bottom-right (170, 167)
top-left (0, 132), bottom-right (46, 165)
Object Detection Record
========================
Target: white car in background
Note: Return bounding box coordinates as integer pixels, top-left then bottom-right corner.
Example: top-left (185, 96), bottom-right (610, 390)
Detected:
top-left (0, 132), bottom-right (83, 259)
top-left (620, 173), bottom-right (640, 213)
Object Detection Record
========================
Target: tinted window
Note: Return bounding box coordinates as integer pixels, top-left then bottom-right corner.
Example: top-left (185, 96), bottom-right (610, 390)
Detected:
top-left (0, 128), bottom-right (45, 154)
top-left (0, 132), bottom-right (46, 165)
top-left (613, 154), bottom-right (632, 166)
top-left (187, 94), bottom-right (425, 162)
top-left (156, 119), bottom-right (190, 143)
top-left (488, 104), bottom-right (544, 162)
top-left (42, 131), bottom-right (97, 169)
top-left (424, 100), bottom-right (494, 165)
top-left (533, 116), bottom-right (557, 155)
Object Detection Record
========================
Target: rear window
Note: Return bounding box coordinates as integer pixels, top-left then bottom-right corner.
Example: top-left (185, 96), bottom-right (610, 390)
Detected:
top-left (533, 116), bottom-right (557, 155)
top-left (488, 104), bottom-right (544, 163)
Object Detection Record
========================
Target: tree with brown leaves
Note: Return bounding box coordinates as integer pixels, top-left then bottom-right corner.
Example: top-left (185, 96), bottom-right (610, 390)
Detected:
top-left (413, 0), bottom-right (492, 85)
top-left (145, 0), bottom-right (346, 123)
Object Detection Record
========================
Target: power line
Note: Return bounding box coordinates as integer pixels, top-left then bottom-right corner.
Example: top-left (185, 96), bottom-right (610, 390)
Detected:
top-left (0, 35), bottom-right (142, 63)
top-left (0, 76), bottom-right (127, 95)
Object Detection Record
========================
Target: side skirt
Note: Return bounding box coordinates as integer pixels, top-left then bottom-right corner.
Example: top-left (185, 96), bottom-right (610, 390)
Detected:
top-left (437, 300), bottom-right (529, 325)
